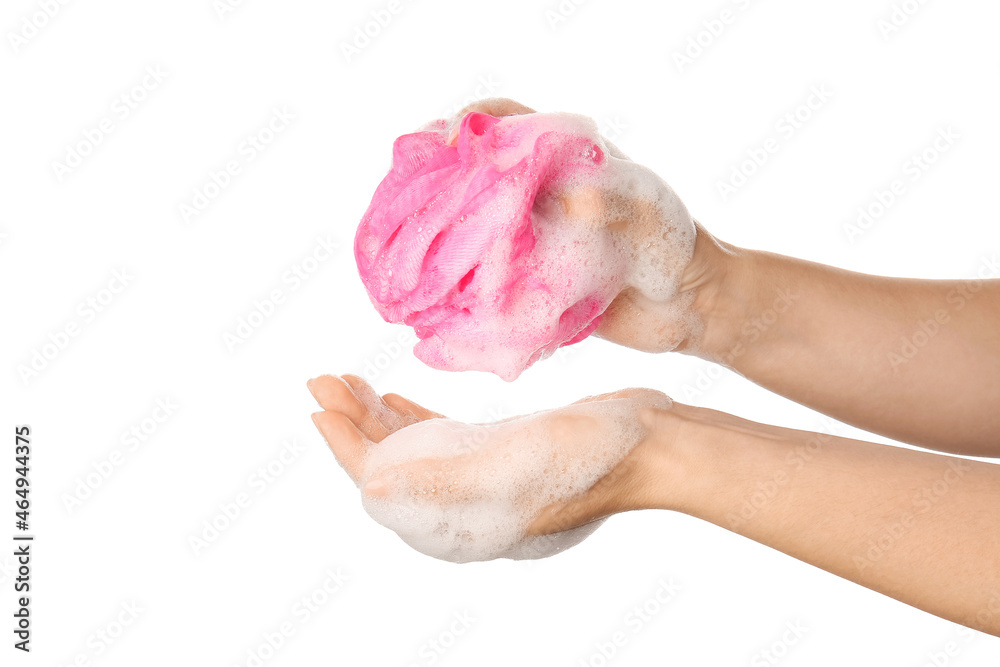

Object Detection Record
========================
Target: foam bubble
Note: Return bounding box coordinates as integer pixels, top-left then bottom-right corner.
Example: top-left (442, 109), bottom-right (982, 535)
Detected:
top-left (357, 390), bottom-right (672, 563)
top-left (355, 107), bottom-right (696, 380)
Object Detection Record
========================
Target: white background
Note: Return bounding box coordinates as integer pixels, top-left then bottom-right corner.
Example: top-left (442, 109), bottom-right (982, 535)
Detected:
top-left (3, 0), bottom-right (1000, 665)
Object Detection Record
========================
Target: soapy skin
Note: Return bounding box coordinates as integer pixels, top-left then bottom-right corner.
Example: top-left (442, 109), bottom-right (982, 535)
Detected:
top-left (309, 374), bottom-right (670, 563)
top-left (360, 389), bottom-right (670, 563)
top-left (355, 103), bottom-right (697, 380)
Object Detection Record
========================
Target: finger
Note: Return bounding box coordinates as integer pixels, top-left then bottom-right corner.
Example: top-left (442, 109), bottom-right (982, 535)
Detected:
top-left (455, 97), bottom-right (536, 119)
top-left (307, 374), bottom-right (392, 442)
top-left (311, 410), bottom-right (371, 484)
top-left (382, 393), bottom-right (445, 421)
top-left (307, 375), bottom-right (366, 421)
top-left (554, 186), bottom-right (604, 222)
top-left (342, 373), bottom-right (391, 414)
top-left (447, 98), bottom-right (537, 145)
top-left (340, 374), bottom-right (397, 441)
top-left (308, 375), bottom-right (389, 442)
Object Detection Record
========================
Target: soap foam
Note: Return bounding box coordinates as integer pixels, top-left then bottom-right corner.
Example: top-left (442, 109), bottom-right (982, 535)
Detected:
top-left (357, 390), bottom-right (672, 563)
top-left (355, 107), bottom-right (696, 380)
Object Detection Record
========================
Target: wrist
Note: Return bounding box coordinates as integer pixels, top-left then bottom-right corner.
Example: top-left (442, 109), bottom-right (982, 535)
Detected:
top-left (594, 224), bottom-right (761, 356)
top-left (639, 402), bottom-right (785, 520)
top-left (674, 224), bottom-right (763, 364)
top-left (635, 402), bottom-right (725, 514)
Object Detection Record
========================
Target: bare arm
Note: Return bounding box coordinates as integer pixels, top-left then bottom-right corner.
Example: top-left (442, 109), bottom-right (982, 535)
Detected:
top-left (599, 227), bottom-right (1000, 456)
top-left (671, 404), bottom-right (1000, 635)
top-left (533, 402), bottom-right (1000, 636)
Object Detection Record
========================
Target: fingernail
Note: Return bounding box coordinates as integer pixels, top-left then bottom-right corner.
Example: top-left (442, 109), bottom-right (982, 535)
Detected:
top-left (311, 412), bottom-right (324, 430)
top-left (306, 378), bottom-right (317, 393)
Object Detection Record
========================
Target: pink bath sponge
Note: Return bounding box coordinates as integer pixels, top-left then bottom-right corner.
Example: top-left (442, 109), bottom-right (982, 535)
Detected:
top-left (355, 111), bottom-right (628, 381)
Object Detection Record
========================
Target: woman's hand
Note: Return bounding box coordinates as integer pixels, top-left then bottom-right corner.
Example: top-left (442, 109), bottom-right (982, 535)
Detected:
top-left (447, 98), bottom-right (710, 355)
top-left (307, 375), bottom-right (677, 558)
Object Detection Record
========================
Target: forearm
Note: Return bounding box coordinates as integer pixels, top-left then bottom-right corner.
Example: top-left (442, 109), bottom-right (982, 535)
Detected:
top-left (682, 230), bottom-right (1000, 455)
top-left (651, 404), bottom-right (1000, 635)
